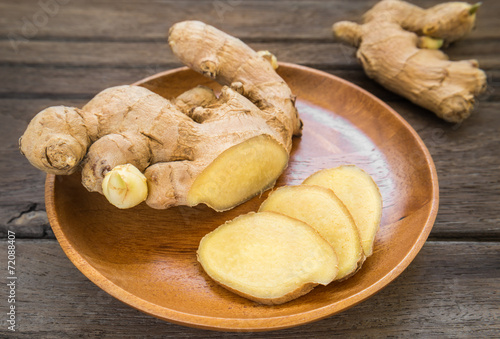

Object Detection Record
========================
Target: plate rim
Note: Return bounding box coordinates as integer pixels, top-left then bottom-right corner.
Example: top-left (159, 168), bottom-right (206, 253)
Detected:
top-left (46, 62), bottom-right (439, 332)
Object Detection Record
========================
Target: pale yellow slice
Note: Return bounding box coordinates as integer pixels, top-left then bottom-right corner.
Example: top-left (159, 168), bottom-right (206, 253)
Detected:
top-left (259, 185), bottom-right (364, 280)
top-left (197, 211), bottom-right (339, 305)
top-left (187, 135), bottom-right (288, 211)
top-left (304, 165), bottom-right (382, 257)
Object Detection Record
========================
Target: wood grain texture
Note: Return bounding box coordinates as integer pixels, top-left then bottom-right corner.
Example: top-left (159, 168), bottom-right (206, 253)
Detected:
top-left (1, 0), bottom-right (499, 40)
top-left (0, 240), bottom-right (497, 337)
top-left (0, 0), bottom-right (499, 335)
top-left (2, 40), bottom-right (499, 70)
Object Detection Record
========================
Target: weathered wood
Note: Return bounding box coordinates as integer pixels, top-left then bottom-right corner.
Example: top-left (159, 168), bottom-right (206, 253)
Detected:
top-left (0, 66), bottom-right (153, 97)
top-left (0, 65), bottom-right (403, 104)
top-left (386, 101), bottom-right (500, 240)
top-left (1, 40), bottom-right (499, 70)
top-left (2, 65), bottom-right (497, 104)
top-left (0, 0), bottom-right (498, 336)
top-left (0, 240), bottom-right (497, 337)
top-left (1, 0), bottom-right (498, 41)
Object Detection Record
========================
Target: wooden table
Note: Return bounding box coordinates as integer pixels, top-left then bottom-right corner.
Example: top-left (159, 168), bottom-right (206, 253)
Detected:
top-left (1, 0), bottom-right (498, 337)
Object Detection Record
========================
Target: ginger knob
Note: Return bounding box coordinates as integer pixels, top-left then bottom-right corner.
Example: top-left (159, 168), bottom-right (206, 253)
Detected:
top-left (102, 164), bottom-right (148, 209)
top-left (257, 50), bottom-right (279, 70)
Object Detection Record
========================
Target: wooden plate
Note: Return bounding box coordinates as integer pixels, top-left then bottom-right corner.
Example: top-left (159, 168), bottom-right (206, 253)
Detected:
top-left (46, 63), bottom-right (439, 331)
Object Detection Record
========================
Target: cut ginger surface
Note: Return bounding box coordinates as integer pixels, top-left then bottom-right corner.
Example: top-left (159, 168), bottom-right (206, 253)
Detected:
top-left (187, 135), bottom-right (288, 211)
top-left (259, 185), bottom-right (364, 280)
top-left (197, 211), bottom-right (339, 305)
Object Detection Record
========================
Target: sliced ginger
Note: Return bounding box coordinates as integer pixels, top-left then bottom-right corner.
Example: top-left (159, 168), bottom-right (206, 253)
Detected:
top-left (187, 135), bottom-right (288, 211)
top-left (197, 211), bottom-right (339, 305)
top-left (198, 166), bottom-right (382, 305)
top-left (259, 185), bottom-right (364, 280)
top-left (304, 165), bottom-right (382, 257)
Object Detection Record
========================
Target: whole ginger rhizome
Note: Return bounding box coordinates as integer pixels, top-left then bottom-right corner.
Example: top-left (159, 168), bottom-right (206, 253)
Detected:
top-left (19, 21), bottom-right (302, 211)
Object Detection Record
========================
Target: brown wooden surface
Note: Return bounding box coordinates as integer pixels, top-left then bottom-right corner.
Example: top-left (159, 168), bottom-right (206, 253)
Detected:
top-left (2, 240), bottom-right (498, 337)
top-left (41, 64), bottom-right (439, 331)
top-left (0, 0), bottom-right (499, 337)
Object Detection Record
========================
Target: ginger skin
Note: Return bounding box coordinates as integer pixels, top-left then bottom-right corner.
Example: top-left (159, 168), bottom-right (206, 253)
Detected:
top-left (333, 0), bottom-right (487, 123)
top-left (168, 21), bottom-right (302, 149)
top-left (19, 21), bottom-right (302, 211)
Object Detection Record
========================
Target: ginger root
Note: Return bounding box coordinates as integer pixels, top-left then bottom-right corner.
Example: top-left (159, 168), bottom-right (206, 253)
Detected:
top-left (19, 21), bottom-right (302, 211)
top-left (102, 164), bottom-right (148, 209)
top-left (333, 0), bottom-right (487, 123)
top-left (197, 211), bottom-right (339, 305)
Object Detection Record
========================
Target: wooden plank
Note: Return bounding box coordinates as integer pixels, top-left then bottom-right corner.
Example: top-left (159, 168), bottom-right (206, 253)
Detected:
top-left (1, 40), bottom-right (499, 70)
top-left (0, 0), bottom-right (374, 41)
top-left (1, 41), bottom-right (358, 69)
top-left (387, 101), bottom-right (500, 239)
top-left (0, 240), bottom-right (497, 337)
top-left (1, 98), bottom-right (498, 239)
top-left (1, 0), bottom-right (498, 41)
top-left (2, 65), bottom-right (498, 104)
top-left (0, 40), bottom-right (177, 68)
top-left (0, 66), bottom-right (153, 97)
top-left (0, 65), bottom-right (402, 104)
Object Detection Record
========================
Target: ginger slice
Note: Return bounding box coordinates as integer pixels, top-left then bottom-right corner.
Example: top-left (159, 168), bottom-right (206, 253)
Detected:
top-left (259, 185), bottom-right (364, 280)
top-left (187, 135), bottom-right (288, 211)
top-left (303, 165), bottom-right (382, 257)
top-left (197, 211), bottom-right (338, 305)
